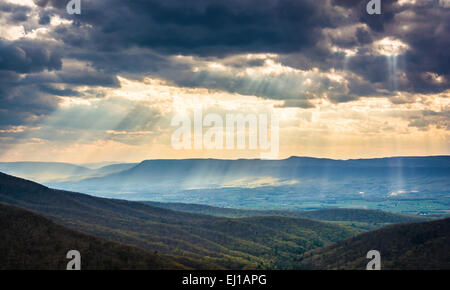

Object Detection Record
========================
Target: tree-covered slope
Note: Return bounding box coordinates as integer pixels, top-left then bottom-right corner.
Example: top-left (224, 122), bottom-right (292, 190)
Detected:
top-left (297, 218), bottom-right (450, 270)
top-left (0, 203), bottom-right (186, 270)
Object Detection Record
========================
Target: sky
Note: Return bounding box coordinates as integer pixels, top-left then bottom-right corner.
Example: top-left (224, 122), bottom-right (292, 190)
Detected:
top-left (0, 0), bottom-right (449, 163)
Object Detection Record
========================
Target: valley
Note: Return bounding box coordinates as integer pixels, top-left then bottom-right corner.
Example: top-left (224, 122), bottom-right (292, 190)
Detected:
top-left (0, 156), bottom-right (448, 270)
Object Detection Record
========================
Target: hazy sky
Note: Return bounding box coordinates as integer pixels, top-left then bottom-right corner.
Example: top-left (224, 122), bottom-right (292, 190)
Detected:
top-left (0, 0), bottom-right (449, 163)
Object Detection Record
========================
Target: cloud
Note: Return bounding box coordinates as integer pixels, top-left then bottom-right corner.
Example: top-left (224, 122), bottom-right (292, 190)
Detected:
top-left (16, 0), bottom-right (448, 100)
top-left (408, 109), bottom-right (450, 130)
top-left (0, 39), bottom-right (62, 73)
top-left (0, 0), bottom-right (449, 161)
top-left (44, 0), bottom-right (339, 55)
top-left (0, 2), bottom-right (32, 23)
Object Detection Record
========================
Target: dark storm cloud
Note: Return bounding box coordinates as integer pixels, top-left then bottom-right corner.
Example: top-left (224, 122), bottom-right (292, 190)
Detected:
top-left (0, 2), bottom-right (31, 23)
top-left (30, 0), bottom-right (449, 98)
top-left (33, 0), bottom-right (66, 9)
top-left (347, 55), bottom-right (392, 84)
top-left (0, 0), bottom-right (448, 131)
top-left (0, 82), bottom-right (59, 128)
top-left (0, 49), bottom-right (59, 129)
top-left (40, 0), bottom-right (340, 55)
top-left (330, 0), bottom-right (450, 94)
top-left (39, 85), bottom-right (83, 97)
top-left (38, 10), bottom-right (52, 25)
top-left (0, 39), bottom-right (62, 73)
top-left (332, 0), bottom-right (398, 32)
top-left (0, 38), bottom-right (116, 128)
top-left (397, 7), bottom-right (450, 93)
top-left (0, 2), bottom-right (120, 128)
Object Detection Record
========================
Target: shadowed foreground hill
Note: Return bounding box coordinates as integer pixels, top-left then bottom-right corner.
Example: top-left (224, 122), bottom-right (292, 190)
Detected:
top-left (297, 218), bottom-right (450, 270)
top-left (0, 203), bottom-right (185, 270)
top-left (0, 172), bottom-right (358, 269)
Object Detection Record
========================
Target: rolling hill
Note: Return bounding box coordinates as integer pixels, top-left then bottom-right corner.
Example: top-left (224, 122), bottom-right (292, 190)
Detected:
top-left (297, 218), bottom-right (450, 270)
top-left (0, 202), bottom-right (186, 270)
top-left (0, 172), bottom-right (359, 269)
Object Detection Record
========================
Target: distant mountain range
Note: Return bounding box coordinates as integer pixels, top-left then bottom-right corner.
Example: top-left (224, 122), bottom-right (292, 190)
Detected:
top-left (51, 155), bottom-right (450, 185)
top-left (0, 162), bottom-right (137, 183)
top-left (2, 156), bottom-right (448, 184)
top-left (57, 155), bottom-right (450, 187)
top-left (0, 162), bottom-right (91, 183)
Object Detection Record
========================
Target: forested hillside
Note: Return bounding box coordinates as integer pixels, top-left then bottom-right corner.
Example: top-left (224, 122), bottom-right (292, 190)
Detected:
top-left (297, 218), bottom-right (450, 270)
top-left (0, 203), bottom-right (186, 270)
top-left (0, 172), bottom-right (358, 269)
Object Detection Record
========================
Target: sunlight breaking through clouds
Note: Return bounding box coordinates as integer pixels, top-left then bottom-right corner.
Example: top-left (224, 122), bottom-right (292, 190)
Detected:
top-left (0, 0), bottom-right (448, 162)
